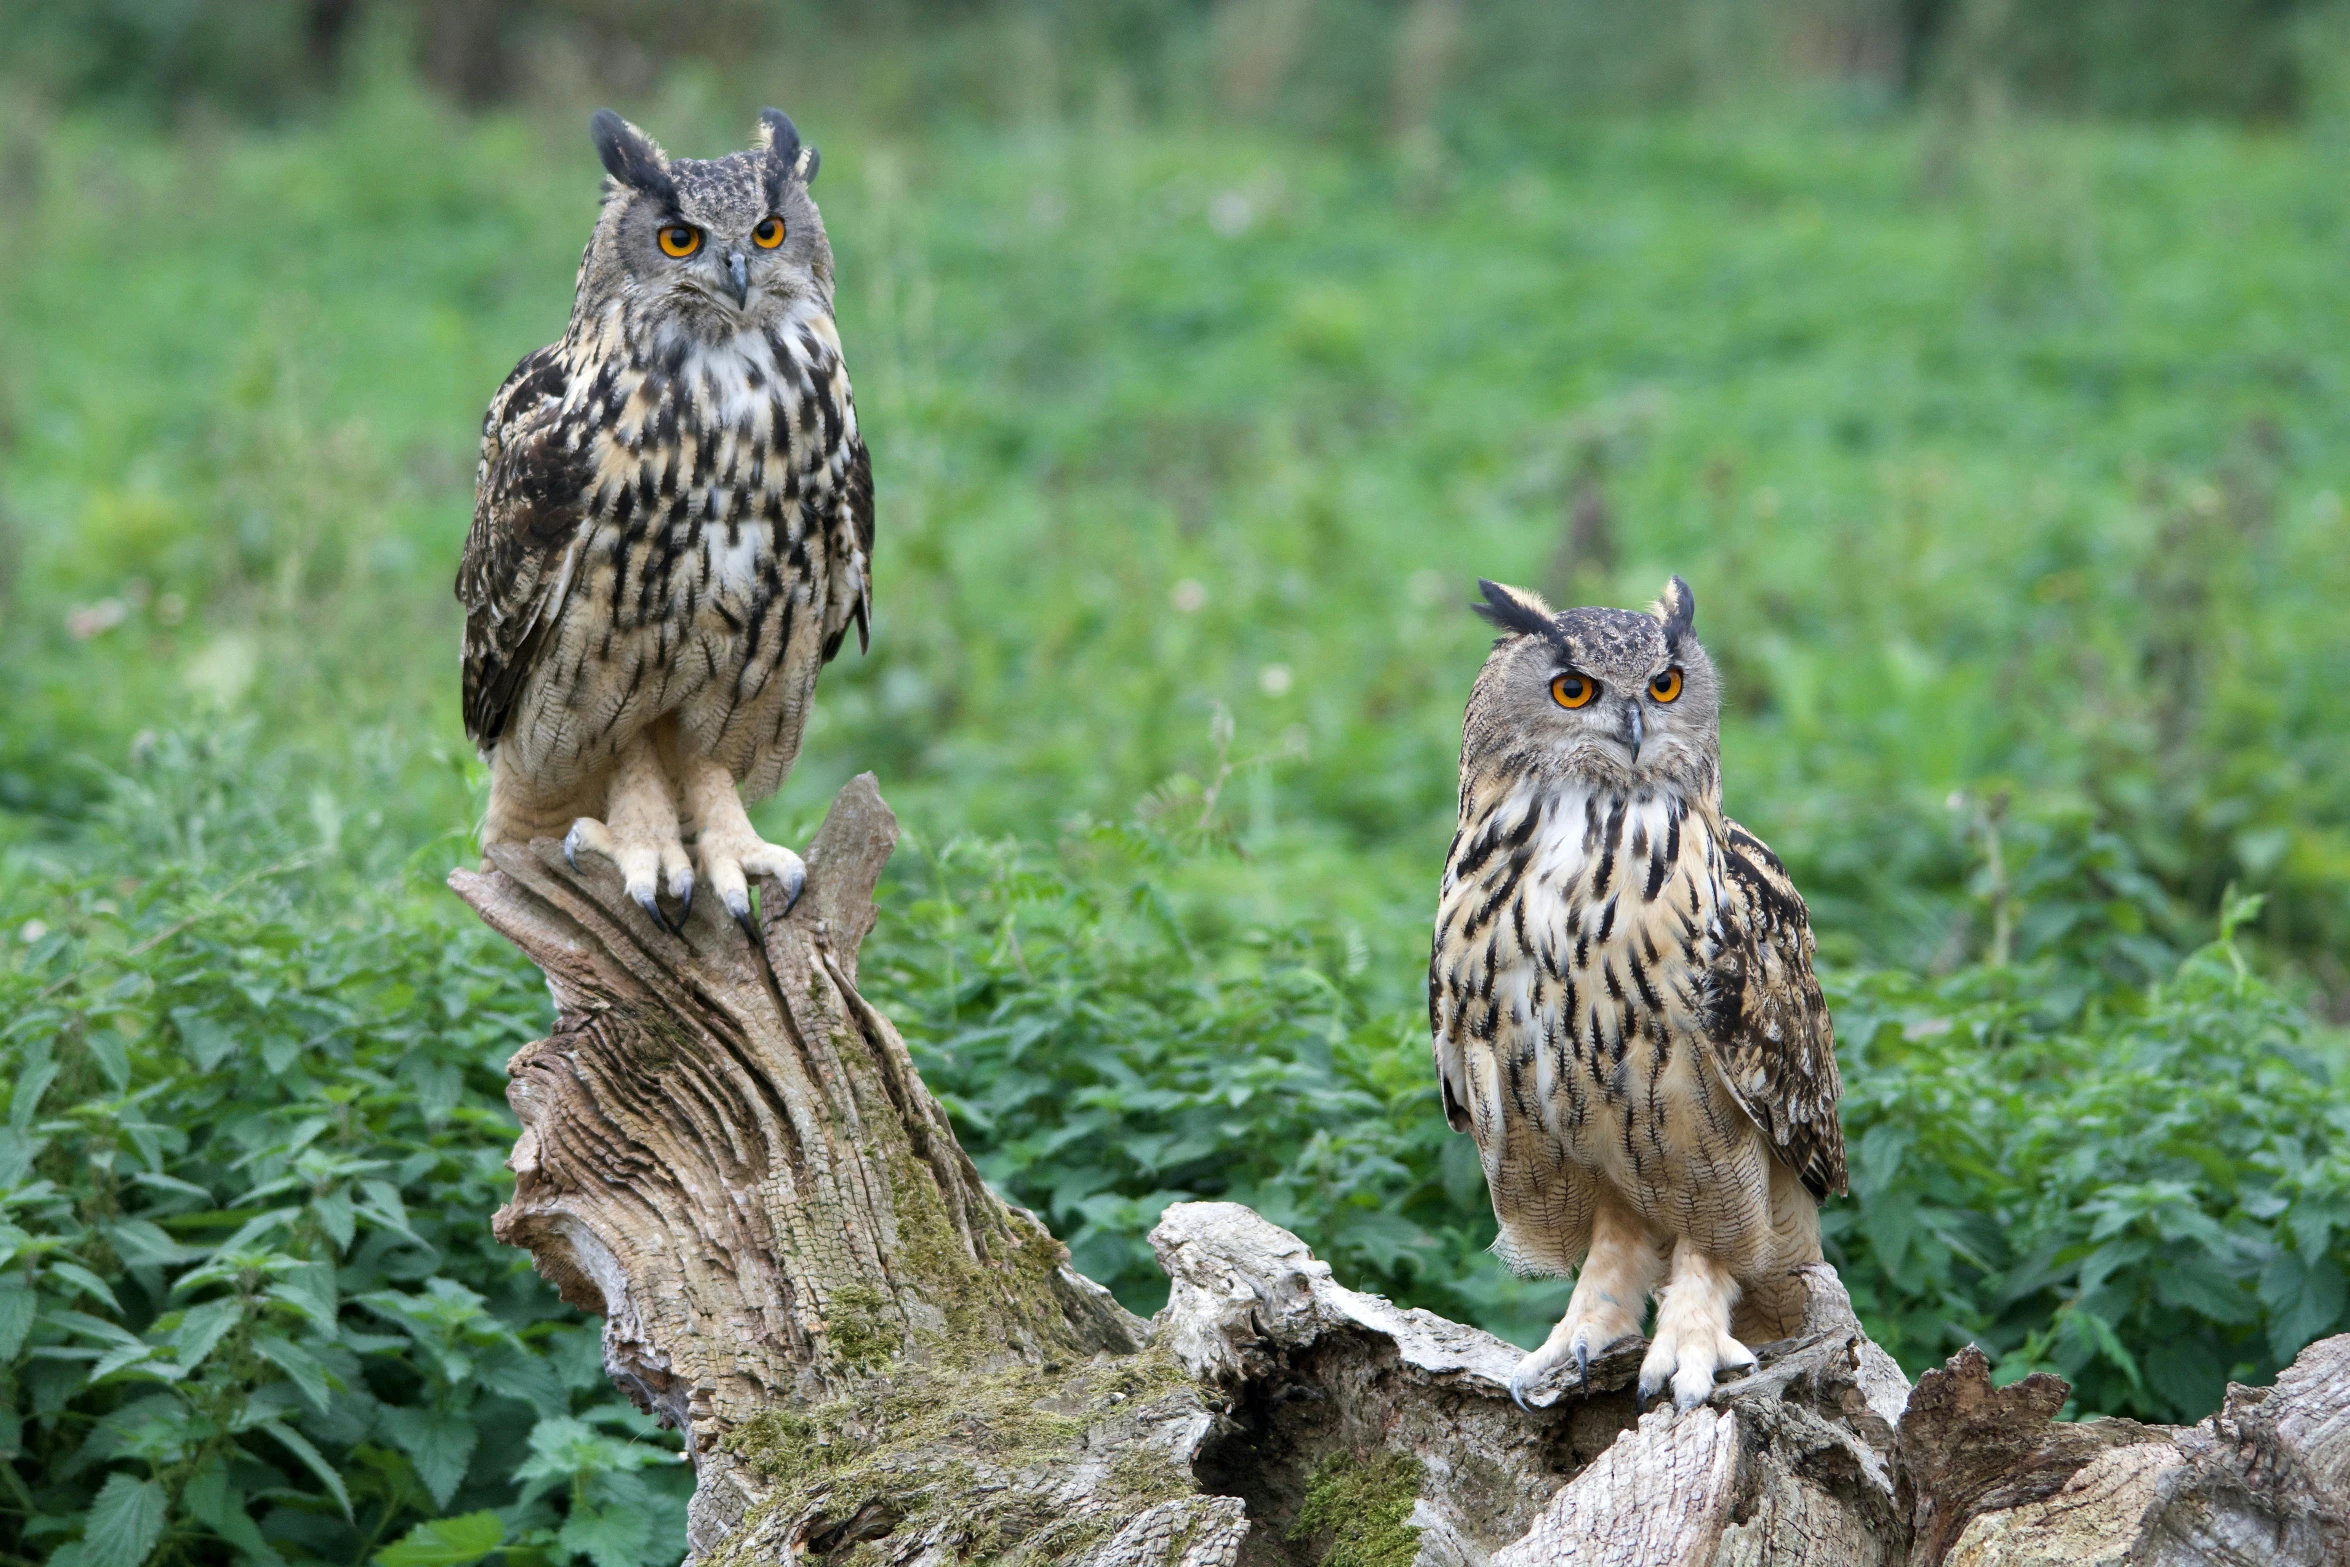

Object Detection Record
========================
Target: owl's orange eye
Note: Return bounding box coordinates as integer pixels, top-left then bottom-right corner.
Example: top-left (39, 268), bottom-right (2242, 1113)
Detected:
top-left (1650, 668), bottom-right (1684, 703)
top-left (1551, 673), bottom-right (1598, 710)
top-left (657, 225), bottom-right (703, 258)
top-left (752, 215), bottom-right (786, 249)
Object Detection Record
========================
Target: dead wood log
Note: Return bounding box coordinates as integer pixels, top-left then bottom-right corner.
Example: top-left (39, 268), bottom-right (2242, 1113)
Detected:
top-left (450, 775), bottom-right (2350, 1567)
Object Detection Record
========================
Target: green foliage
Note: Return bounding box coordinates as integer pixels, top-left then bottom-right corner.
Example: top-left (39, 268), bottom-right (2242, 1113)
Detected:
top-left (0, 737), bottom-right (690, 1567)
top-left (5, 33), bottom-right (2350, 1567)
top-left (375, 1511), bottom-right (503, 1567)
top-left (1832, 893), bottom-right (2350, 1418)
top-left (3, 1), bottom-right (2339, 127)
top-left (868, 826), bottom-right (2350, 1415)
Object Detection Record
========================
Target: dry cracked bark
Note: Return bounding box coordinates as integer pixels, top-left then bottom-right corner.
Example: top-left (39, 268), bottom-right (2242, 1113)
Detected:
top-left (451, 776), bottom-right (2350, 1567)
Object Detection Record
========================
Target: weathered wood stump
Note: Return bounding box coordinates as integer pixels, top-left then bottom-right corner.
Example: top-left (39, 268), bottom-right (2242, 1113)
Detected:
top-left (451, 776), bottom-right (2350, 1566)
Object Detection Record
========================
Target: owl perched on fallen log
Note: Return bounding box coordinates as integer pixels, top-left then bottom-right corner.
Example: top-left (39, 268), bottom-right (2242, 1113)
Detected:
top-left (1430, 578), bottom-right (1846, 1412)
top-left (457, 107), bottom-right (871, 936)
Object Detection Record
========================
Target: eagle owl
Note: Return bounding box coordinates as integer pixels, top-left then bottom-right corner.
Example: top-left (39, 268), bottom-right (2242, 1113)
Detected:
top-left (457, 108), bottom-right (870, 936)
top-left (1430, 578), bottom-right (1847, 1411)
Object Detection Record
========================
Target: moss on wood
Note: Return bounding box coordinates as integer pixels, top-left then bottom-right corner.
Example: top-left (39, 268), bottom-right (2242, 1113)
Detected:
top-left (1287, 1451), bottom-right (1425, 1567)
top-left (719, 1339), bottom-right (1198, 1564)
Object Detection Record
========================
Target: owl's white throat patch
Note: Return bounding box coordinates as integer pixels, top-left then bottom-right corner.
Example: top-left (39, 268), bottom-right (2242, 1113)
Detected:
top-left (681, 332), bottom-right (786, 429)
top-left (1510, 785), bottom-right (1689, 909)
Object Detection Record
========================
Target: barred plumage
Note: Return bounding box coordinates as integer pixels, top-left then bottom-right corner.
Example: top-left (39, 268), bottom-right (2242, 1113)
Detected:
top-left (458, 108), bottom-right (870, 937)
top-left (1430, 578), bottom-right (1846, 1411)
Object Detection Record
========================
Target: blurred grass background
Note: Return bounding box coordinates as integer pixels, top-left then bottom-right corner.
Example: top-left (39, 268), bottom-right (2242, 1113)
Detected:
top-left (5, 3), bottom-right (2350, 1565)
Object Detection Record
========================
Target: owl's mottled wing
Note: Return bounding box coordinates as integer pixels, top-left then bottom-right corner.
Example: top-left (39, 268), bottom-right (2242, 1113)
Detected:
top-left (1429, 823), bottom-right (1476, 1135)
top-left (821, 433), bottom-right (873, 662)
top-left (456, 348), bottom-right (591, 751)
top-left (1701, 821), bottom-right (1848, 1201)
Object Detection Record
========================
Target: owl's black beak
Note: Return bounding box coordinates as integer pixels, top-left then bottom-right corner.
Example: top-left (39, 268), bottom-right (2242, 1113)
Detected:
top-left (725, 248), bottom-right (750, 308)
top-left (1624, 702), bottom-right (1644, 762)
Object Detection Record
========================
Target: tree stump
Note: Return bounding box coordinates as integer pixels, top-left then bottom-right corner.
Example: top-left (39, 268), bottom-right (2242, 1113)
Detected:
top-left (451, 776), bottom-right (2350, 1566)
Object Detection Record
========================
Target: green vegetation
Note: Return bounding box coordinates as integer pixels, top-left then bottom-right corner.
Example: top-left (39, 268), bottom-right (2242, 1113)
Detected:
top-left (6, 10), bottom-right (2350, 1567)
top-left (1288, 1451), bottom-right (1424, 1567)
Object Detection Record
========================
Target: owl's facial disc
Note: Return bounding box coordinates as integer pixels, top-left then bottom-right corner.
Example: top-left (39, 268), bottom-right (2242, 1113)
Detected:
top-left (1462, 577), bottom-right (1720, 800)
top-left (609, 150), bottom-right (822, 340)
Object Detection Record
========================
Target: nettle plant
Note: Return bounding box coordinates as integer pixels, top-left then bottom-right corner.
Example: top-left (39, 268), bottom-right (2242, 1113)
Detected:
top-left (870, 831), bottom-right (2350, 1423)
top-left (0, 791), bottom-right (692, 1567)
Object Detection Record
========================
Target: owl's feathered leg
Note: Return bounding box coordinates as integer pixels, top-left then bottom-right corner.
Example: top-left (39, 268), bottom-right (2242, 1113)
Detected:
top-left (1508, 1199), bottom-right (1662, 1409)
top-left (561, 732), bottom-right (695, 933)
top-left (1638, 1240), bottom-right (1758, 1413)
top-left (678, 754), bottom-right (805, 942)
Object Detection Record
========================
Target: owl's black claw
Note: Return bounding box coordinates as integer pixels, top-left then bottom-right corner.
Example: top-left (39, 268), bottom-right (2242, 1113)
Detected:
top-left (1575, 1340), bottom-right (1591, 1393)
top-left (1636, 1370), bottom-right (1666, 1409)
top-left (777, 864), bottom-right (806, 917)
top-left (724, 889), bottom-right (760, 945)
top-left (634, 888), bottom-right (674, 935)
top-left (562, 832), bottom-right (581, 872)
top-left (676, 873), bottom-right (695, 923)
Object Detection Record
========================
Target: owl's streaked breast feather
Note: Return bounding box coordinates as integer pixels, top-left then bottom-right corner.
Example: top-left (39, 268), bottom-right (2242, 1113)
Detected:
top-left (1430, 788), bottom-right (1846, 1201)
top-left (457, 313), bottom-right (868, 768)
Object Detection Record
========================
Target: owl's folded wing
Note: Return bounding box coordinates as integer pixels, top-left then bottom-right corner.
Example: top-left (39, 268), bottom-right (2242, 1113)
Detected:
top-left (1702, 820), bottom-right (1849, 1202)
top-left (821, 435), bottom-right (874, 662)
top-left (1429, 935), bottom-right (1477, 1135)
top-left (456, 348), bottom-right (593, 752)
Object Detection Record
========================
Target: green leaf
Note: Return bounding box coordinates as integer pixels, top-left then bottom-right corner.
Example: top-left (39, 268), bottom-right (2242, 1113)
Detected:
top-left (0, 1285), bottom-right (36, 1359)
top-left (9, 1058), bottom-right (59, 1131)
top-left (172, 1296), bottom-right (246, 1374)
top-left (2261, 1253), bottom-right (2348, 1362)
top-left (87, 1340), bottom-right (162, 1383)
top-left (265, 1279), bottom-right (338, 1333)
top-left (313, 1189), bottom-right (356, 1250)
top-left (477, 1339), bottom-right (569, 1419)
top-left (206, 1208), bottom-right (299, 1255)
top-left (380, 1405), bottom-right (478, 1509)
top-left (2152, 1263), bottom-right (2260, 1326)
top-left (183, 1460), bottom-right (286, 1567)
top-left (557, 1502), bottom-right (652, 1567)
top-left (169, 1009), bottom-right (240, 1072)
top-left (47, 1262), bottom-right (123, 1312)
top-left (83, 1029), bottom-right (131, 1092)
top-left (80, 1473), bottom-right (167, 1567)
top-left (254, 1334), bottom-right (335, 1412)
top-left (359, 1180), bottom-right (425, 1245)
top-left (259, 1420), bottom-right (353, 1520)
top-left (376, 1511), bottom-right (506, 1567)
top-left (106, 1220), bottom-right (205, 1269)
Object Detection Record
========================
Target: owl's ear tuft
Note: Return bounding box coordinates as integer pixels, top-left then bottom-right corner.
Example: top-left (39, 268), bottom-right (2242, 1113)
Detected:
top-left (1653, 575), bottom-right (1696, 649)
top-left (591, 109), bottom-right (673, 202)
top-left (758, 108), bottom-right (819, 203)
top-left (756, 108), bottom-right (799, 164)
top-left (1471, 579), bottom-right (1561, 643)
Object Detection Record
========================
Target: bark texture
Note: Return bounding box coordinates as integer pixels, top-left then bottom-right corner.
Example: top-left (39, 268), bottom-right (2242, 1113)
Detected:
top-left (453, 776), bottom-right (2350, 1567)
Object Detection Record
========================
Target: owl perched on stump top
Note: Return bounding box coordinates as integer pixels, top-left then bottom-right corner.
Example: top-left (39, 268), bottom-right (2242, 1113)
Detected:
top-left (1430, 577), bottom-right (1847, 1412)
top-left (457, 108), bottom-right (871, 936)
